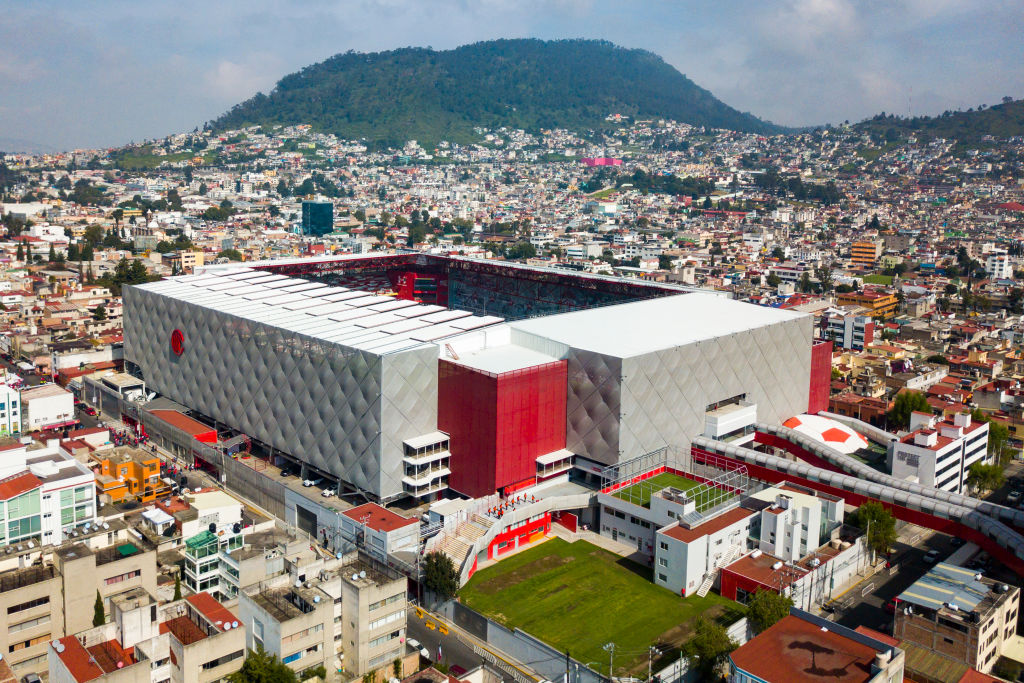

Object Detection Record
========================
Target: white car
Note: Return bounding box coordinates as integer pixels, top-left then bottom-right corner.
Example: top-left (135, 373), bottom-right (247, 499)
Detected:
top-left (321, 488), bottom-right (335, 497)
top-left (1008, 490), bottom-right (1022, 503)
top-left (303, 478), bottom-right (322, 487)
top-left (407, 639), bottom-right (421, 650)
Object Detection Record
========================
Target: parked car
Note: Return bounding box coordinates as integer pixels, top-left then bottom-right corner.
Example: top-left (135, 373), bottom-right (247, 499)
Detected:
top-left (321, 488), bottom-right (335, 497)
top-left (950, 536), bottom-right (965, 548)
top-left (303, 478), bottom-right (322, 487)
top-left (923, 549), bottom-right (941, 564)
top-left (407, 639), bottom-right (421, 650)
top-left (884, 599), bottom-right (898, 614)
top-left (280, 467), bottom-right (294, 477)
top-left (450, 666), bottom-right (468, 678)
top-left (1008, 490), bottom-right (1022, 503)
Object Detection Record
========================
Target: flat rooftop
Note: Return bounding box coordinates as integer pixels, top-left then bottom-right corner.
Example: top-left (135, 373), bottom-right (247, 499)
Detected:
top-left (509, 292), bottom-right (805, 358)
top-left (134, 268), bottom-right (505, 356)
top-left (897, 562), bottom-right (994, 613)
top-left (450, 344), bottom-right (561, 375)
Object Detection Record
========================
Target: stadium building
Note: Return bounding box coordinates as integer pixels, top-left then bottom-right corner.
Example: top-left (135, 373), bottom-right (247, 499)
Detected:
top-left (123, 254), bottom-right (829, 502)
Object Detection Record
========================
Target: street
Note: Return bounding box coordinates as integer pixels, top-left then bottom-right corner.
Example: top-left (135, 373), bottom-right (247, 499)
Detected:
top-left (407, 609), bottom-right (494, 678)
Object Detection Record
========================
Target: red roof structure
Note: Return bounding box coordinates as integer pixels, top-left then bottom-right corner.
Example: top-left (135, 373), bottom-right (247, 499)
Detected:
top-left (343, 502), bottom-right (418, 533)
top-left (149, 410), bottom-right (217, 444)
top-left (0, 471), bottom-right (41, 501)
top-left (731, 614), bottom-right (884, 683)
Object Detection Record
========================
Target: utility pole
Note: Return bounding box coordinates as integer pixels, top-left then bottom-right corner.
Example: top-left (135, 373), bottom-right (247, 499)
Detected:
top-left (603, 643), bottom-right (615, 682)
top-left (648, 646), bottom-right (659, 682)
top-left (566, 650), bottom-right (570, 683)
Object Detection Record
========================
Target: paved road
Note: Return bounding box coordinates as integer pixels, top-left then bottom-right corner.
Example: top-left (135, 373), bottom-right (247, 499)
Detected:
top-left (832, 530), bottom-right (964, 634)
top-left (407, 609), bottom-right (495, 677)
top-left (0, 355), bottom-right (43, 386)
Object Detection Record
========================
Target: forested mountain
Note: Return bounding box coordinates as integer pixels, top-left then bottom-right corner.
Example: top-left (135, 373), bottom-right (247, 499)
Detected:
top-left (211, 39), bottom-right (781, 147)
top-left (855, 97), bottom-right (1024, 143)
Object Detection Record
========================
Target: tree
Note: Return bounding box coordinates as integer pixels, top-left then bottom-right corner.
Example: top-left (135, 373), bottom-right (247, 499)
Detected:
top-left (392, 659), bottom-right (402, 679)
top-left (48, 243), bottom-right (57, 262)
top-left (850, 501), bottom-right (897, 556)
top-left (658, 254), bottom-right (674, 270)
top-left (771, 246), bottom-right (785, 260)
top-left (926, 354), bottom-right (948, 365)
top-left (423, 551), bottom-right (459, 603)
top-left (799, 271), bottom-right (812, 293)
top-left (988, 421), bottom-right (1011, 466)
top-left (683, 616), bottom-right (736, 679)
top-left (84, 224), bottom-right (105, 246)
top-left (92, 304), bottom-right (107, 321)
top-left (766, 273), bottom-right (781, 287)
top-left (198, 182), bottom-right (208, 196)
top-left (227, 645), bottom-right (297, 683)
top-left (748, 589), bottom-right (794, 633)
top-left (15, 242), bottom-right (23, 261)
top-left (815, 265), bottom-right (833, 292)
top-left (93, 590), bottom-right (105, 626)
top-left (887, 390), bottom-right (930, 430)
top-left (112, 208), bottom-right (124, 228)
top-left (173, 573), bottom-right (182, 601)
top-left (966, 462), bottom-right (1005, 495)
top-left (217, 249), bottom-right (243, 261)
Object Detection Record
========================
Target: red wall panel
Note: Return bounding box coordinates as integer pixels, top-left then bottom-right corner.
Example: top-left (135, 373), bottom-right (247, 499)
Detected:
top-left (438, 359), bottom-right (568, 498)
top-left (808, 340), bottom-right (833, 414)
top-left (438, 360), bottom-right (498, 497)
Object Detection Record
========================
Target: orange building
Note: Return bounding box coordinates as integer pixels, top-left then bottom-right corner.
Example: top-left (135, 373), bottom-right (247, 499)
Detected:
top-left (850, 239), bottom-right (883, 265)
top-left (835, 288), bottom-right (899, 320)
top-left (93, 449), bottom-right (167, 503)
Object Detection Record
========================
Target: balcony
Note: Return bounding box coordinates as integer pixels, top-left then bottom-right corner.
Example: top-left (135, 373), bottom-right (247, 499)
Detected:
top-left (402, 466), bottom-right (451, 487)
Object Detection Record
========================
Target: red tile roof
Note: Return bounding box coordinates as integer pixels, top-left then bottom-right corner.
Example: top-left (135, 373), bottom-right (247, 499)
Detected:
top-left (853, 625), bottom-right (899, 647)
top-left (0, 471), bottom-right (41, 501)
top-left (53, 636), bottom-right (105, 683)
top-left (660, 507), bottom-right (754, 543)
top-left (149, 410), bottom-right (216, 438)
top-left (186, 592), bottom-right (237, 631)
top-left (343, 502), bottom-right (418, 532)
top-left (731, 615), bottom-right (883, 683)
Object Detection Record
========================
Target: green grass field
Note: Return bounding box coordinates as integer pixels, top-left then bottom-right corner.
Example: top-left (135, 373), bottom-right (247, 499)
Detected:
top-left (612, 472), bottom-right (733, 511)
top-left (863, 274), bottom-right (894, 285)
top-left (461, 538), bottom-right (742, 676)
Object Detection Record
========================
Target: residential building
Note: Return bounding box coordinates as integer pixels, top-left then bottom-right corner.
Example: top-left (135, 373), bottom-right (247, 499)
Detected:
top-left (895, 562), bottom-right (1020, 677)
top-left (730, 609), bottom-right (905, 683)
top-left (182, 528), bottom-right (243, 599)
top-left (20, 383), bottom-right (75, 431)
top-left (0, 530), bottom-right (157, 675)
top-left (238, 576), bottom-right (333, 673)
top-left (92, 448), bottom-right (168, 504)
top-left (339, 557), bottom-right (408, 677)
top-left (835, 288), bottom-right (899, 320)
top-left (0, 442), bottom-right (96, 546)
top-left (0, 383), bottom-right (21, 436)
top-left (339, 503), bottom-right (420, 563)
top-left (851, 239), bottom-right (883, 265)
top-left (48, 590), bottom-right (246, 683)
top-left (985, 250), bottom-right (1012, 280)
top-left (888, 411), bottom-right (990, 494)
top-left (821, 311), bottom-right (874, 350)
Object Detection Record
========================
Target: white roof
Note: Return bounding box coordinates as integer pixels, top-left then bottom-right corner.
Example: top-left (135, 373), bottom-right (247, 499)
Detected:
top-left (452, 344), bottom-right (560, 375)
top-left (142, 508), bottom-right (174, 525)
top-left (509, 292), bottom-right (805, 358)
top-left (134, 271), bottom-right (505, 357)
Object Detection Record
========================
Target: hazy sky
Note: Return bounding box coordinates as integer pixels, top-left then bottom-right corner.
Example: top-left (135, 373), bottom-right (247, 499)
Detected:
top-left (2, 0), bottom-right (1022, 151)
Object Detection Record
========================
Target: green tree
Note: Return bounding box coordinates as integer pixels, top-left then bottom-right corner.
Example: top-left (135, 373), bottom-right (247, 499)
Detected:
top-left (799, 271), bottom-right (812, 293)
top-left (15, 242), bottom-right (23, 261)
top-left (748, 589), bottom-right (794, 633)
top-left (92, 304), bottom-right (107, 321)
top-left (48, 243), bottom-right (57, 262)
top-left (850, 501), bottom-right (897, 556)
top-left (218, 249), bottom-right (244, 261)
top-left (658, 254), bottom-right (674, 270)
top-left (766, 272), bottom-right (781, 287)
top-left (93, 590), bottom-right (105, 626)
top-left (392, 659), bottom-right (402, 679)
top-left (227, 645), bottom-right (297, 683)
top-left (423, 551), bottom-right (459, 603)
top-left (683, 616), bottom-right (736, 679)
top-left (173, 573), bottom-right (182, 601)
top-left (84, 224), bottom-right (105, 246)
top-left (112, 208), bottom-right (124, 228)
top-left (966, 462), bottom-right (1005, 495)
top-left (771, 246), bottom-right (785, 260)
top-left (887, 390), bottom-right (930, 430)
top-left (198, 182), bottom-right (208, 196)
top-left (926, 354), bottom-right (948, 365)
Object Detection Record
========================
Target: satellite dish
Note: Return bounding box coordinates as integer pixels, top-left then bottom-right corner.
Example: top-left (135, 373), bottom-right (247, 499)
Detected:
top-left (359, 570), bottom-right (366, 579)
top-left (232, 621), bottom-right (239, 629)
top-left (223, 623), bottom-right (231, 630)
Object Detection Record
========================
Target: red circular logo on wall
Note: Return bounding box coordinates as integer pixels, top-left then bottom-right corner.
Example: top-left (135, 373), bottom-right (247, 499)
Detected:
top-left (170, 329), bottom-right (185, 356)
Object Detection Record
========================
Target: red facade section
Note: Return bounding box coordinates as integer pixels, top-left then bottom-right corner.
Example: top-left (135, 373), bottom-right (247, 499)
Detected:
top-left (808, 341), bottom-right (833, 414)
top-left (438, 358), bottom-right (567, 498)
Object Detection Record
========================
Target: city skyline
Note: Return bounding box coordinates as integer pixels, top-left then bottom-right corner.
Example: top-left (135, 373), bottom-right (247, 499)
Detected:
top-left (1, 0), bottom-right (1023, 151)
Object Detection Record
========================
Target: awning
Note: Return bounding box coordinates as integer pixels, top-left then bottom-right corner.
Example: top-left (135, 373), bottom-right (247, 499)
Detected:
top-left (536, 449), bottom-right (574, 466)
top-left (142, 508), bottom-right (174, 525)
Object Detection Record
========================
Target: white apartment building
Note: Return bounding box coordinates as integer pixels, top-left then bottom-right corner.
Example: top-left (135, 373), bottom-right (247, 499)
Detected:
top-left (0, 441), bottom-right (97, 547)
top-left (986, 250), bottom-right (1012, 280)
top-left (21, 384), bottom-right (75, 432)
top-left (0, 383), bottom-right (21, 436)
top-left (820, 311), bottom-right (874, 351)
top-left (889, 412), bottom-right (990, 494)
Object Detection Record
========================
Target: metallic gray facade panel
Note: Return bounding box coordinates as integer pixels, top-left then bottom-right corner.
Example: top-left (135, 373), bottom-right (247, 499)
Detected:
top-left (124, 285), bottom-right (434, 500)
top-left (560, 314), bottom-right (812, 466)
